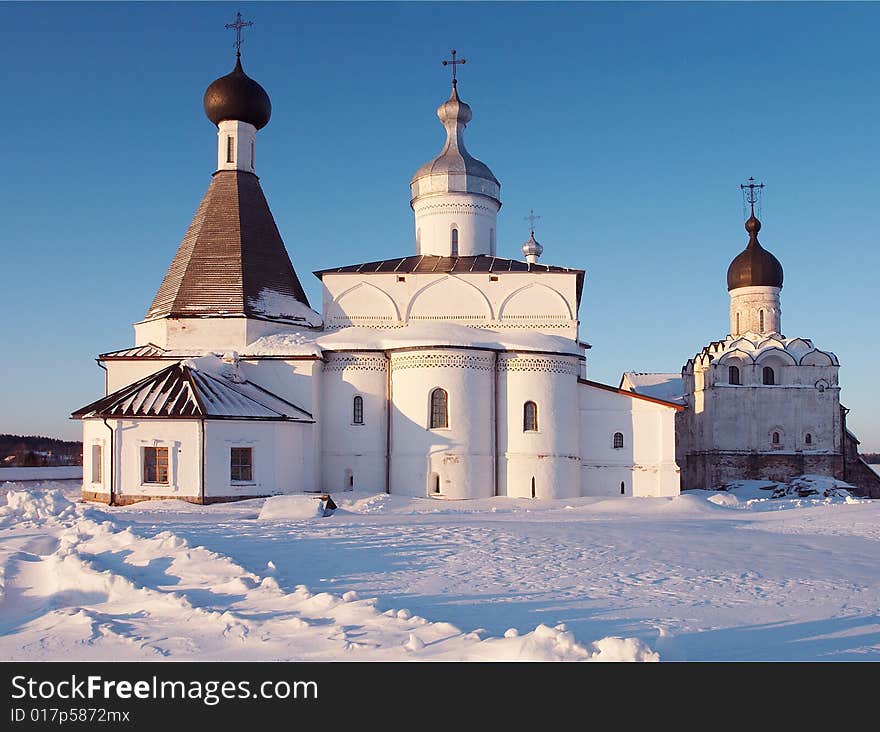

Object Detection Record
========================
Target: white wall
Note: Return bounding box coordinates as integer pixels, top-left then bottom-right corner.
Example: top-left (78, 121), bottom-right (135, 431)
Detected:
top-left (204, 420), bottom-right (314, 498)
top-left (411, 192), bottom-right (500, 256)
top-left (134, 316), bottom-right (309, 351)
top-left (497, 353), bottom-right (581, 499)
top-left (322, 272), bottom-right (579, 339)
top-left (319, 352), bottom-right (388, 493)
top-left (578, 383), bottom-right (680, 497)
top-left (83, 418), bottom-right (202, 501)
top-left (729, 286), bottom-right (782, 336)
top-left (389, 348), bottom-right (494, 499)
top-left (216, 120), bottom-right (256, 173)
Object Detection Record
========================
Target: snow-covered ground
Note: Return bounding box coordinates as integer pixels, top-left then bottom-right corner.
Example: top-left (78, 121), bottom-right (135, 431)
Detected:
top-left (1, 478), bottom-right (879, 662)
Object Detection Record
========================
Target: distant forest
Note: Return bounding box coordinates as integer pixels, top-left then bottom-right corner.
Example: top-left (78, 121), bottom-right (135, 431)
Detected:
top-left (0, 434), bottom-right (82, 467)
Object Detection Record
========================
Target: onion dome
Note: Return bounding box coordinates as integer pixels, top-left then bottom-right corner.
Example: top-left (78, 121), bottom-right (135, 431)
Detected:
top-left (521, 231), bottom-right (543, 260)
top-left (410, 84), bottom-right (500, 204)
top-left (204, 55), bottom-right (272, 130)
top-left (727, 214), bottom-right (784, 290)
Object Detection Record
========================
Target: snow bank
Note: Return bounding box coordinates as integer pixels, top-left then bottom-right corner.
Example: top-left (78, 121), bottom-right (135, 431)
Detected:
top-left (704, 475), bottom-right (860, 510)
top-left (258, 495), bottom-right (327, 520)
top-left (0, 486), bottom-right (76, 526)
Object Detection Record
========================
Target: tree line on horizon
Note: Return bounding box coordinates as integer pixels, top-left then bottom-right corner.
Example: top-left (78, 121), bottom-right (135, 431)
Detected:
top-left (0, 434), bottom-right (82, 467)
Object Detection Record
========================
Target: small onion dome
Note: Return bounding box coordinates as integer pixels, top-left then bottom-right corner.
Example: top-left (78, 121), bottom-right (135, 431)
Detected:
top-left (522, 231), bottom-right (543, 260)
top-left (204, 56), bottom-right (272, 130)
top-left (410, 85), bottom-right (500, 204)
top-left (726, 214), bottom-right (784, 290)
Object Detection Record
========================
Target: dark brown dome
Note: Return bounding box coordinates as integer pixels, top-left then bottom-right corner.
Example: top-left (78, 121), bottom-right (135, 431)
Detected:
top-left (203, 56), bottom-right (271, 130)
top-left (726, 215), bottom-right (784, 290)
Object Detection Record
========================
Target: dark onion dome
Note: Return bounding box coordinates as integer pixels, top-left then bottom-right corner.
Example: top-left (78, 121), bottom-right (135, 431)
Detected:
top-left (203, 56), bottom-right (271, 130)
top-left (726, 214), bottom-right (784, 290)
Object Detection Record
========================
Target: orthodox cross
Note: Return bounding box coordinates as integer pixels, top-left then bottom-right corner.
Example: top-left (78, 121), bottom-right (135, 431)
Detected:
top-left (226, 12), bottom-right (254, 57)
top-left (442, 49), bottom-right (466, 87)
top-left (525, 209), bottom-right (541, 235)
top-left (740, 176), bottom-right (765, 218)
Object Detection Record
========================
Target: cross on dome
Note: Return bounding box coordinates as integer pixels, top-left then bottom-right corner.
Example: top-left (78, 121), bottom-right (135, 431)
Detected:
top-left (442, 49), bottom-right (467, 88)
top-left (225, 11), bottom-right (254, 57)
top-left (525, 209), bottom-right (541, 235)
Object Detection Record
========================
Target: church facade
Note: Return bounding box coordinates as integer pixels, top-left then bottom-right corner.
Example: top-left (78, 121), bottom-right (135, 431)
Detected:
top-left (73, 48), bottom-right (682, 505)
top-left (621, 191), bottom-right (880, 497)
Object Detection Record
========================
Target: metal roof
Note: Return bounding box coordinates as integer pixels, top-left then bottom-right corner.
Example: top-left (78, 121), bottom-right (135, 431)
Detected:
top-left (72, 363), bottom-right (313, 422)
top-left (314, 254), bottom-right (583, 276)
top-left (145, 170), bottom-right (311, 321)
top-left (99, 344), bottom-right (170, 360)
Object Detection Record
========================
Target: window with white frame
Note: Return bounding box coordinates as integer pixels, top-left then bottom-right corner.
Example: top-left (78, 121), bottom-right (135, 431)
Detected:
top-left (143, 446), bottom-right (169, 484)
top-left (523, 401), bottom-right (538, 432)
top-left (430, 388), bottom-right (449, 429)
top-left (91, 444), bottom-right (102, 484)
top-left (352, 395), bottom-right (364, 425)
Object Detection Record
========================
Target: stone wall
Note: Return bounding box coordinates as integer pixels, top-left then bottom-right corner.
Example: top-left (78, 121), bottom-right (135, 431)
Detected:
top-left (681, 451), bottom-right (844, 491)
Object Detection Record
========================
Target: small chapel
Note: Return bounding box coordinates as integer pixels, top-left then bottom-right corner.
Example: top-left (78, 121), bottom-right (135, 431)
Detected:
top-left (72, 33), bottom-right (682, 505)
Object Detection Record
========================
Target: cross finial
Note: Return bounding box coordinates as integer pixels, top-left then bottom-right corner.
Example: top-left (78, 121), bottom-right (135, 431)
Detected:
top-left (442, 49), bottom-right (467, 88)
top-left (525, 209), bottom-right (541, 235)
top-left (740, 176), bottom-right (765, 218)
top-left (225, 11), bottom-right (254, 58)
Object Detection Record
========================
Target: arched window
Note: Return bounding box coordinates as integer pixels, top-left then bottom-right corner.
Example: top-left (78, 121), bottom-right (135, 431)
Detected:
top-left (523, 401), bottom-right (538, 432)
top-left (728, 365), bottom-right (740, 385)
top-left (613, 432), bottom-right (624, 449)
top-left (759, 309), bottom-right (765, 332)
top-left (352, 395), bottom-right (364, 425)
top-left (620, 481), bottom-right (625, 495)
top-left (451, 227), bottom-right (459, 256)
top-left (530, 477), bottom-right (536, 499)
top-left (805, 433), bottom-right (813, 445)
top-left (430, 388), bottom-right (448, 429)
top-left (736, 312), bottom-right (740, 334)
top-left (763, 366), bottom-right (775, 385)
top-left (772, 431), bottom-right (780, 445)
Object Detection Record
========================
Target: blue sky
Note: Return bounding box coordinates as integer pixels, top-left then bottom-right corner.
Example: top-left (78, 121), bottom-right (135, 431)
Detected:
top-left (1, 2), bottom-right (878, 449)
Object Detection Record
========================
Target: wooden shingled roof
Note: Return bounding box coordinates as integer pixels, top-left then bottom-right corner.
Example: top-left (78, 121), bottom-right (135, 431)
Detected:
top-left (71, 362), bottom-right (313, 422)
top-left (146, 170), bottom-right (311, 321)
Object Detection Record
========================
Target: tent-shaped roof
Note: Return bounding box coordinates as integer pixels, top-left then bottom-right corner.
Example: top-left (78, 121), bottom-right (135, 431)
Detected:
top-left (145, 170), bottom-right (315, 324)
top-left (72, 361), bottom-right (313, 422)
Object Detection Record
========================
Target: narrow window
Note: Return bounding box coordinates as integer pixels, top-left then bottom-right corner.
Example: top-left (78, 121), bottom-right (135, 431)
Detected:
top-left (613, 432), bottom-right (624, 449)
top-left (620, 481), bottom-right (625, 495)
top-left (805, 433), bottom-right (813, 445)
top-left (250, 140), bottom-right (254, 169)
top-left (91, 444), bottom-right (102, 484)
top-left (728, 365), bottom-right (740, 385)
top-left (531, 477), bottom-right (536, 499)
top-left (431, 473), bottom-right (441, 494)
top-left (344, 468), bottom-right (353, 490)
top-left (430, 388), bottom-right (449, 428)
top-left (143, 446), bottom-right (169, 484)
top-left (349, 474), bottom-right (354, 488)
top-left (451, 228), bottom-right (459, 256)
top-left (759, 309), bottom-right (765, 332)
top-left (352, 395), bottom-right (364, 424)
top-left (226, 135), bottom-right (234, 164)
top-left (490, 228), bottom-right (495, 254)
top-left (523, 401), bottom-right (538, 432)
top-left (416, 228), bottom-right (421, 254)
top-left (772, 432), bottom-right (780, 445)
top-left (763, 366), bottom-right (775, 385)
top-left (230, 447), bottom-right (253, 482)
top-left (736, 312), bottom-right (740, 334)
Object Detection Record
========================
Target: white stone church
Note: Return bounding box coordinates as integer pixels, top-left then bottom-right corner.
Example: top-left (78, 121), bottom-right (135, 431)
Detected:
top-left (73, 43), bottom-right (878, 504)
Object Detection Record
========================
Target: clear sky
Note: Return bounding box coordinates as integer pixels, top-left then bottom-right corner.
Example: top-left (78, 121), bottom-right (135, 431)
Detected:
top-left (1, 2), bottom-right (878, 449)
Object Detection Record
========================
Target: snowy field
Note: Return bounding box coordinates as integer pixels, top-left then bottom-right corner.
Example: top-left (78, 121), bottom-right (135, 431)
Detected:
top-left (1, 478), bottom-right (879, 662)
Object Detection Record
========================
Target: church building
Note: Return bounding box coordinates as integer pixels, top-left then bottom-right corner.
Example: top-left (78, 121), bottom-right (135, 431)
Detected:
top-left (72, 39), bottom-right (682, 505)
top-left (622, 183), bottom-right (880, 497)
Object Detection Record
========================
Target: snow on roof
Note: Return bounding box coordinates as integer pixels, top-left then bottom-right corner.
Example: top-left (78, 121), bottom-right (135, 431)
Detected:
top-left (72, 356), bottom-right (313, 422)
top-left (245, 322), bottom-right (585, 358)
top-left (687, 333), bottom-right (838, 369)
top-left (246, 288), bottom-right (323, 328)
top-left (620, 372), bottom-right (686, 404)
